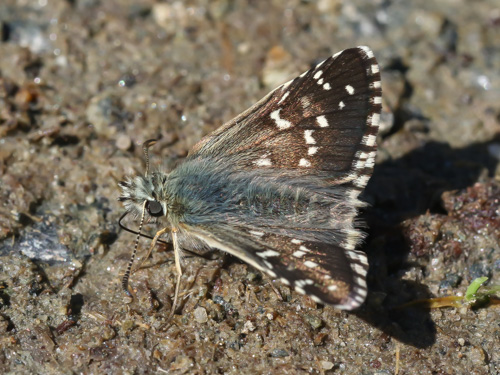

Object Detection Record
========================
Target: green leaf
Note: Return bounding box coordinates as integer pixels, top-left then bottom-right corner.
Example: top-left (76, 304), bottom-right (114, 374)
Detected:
top-left (465, 277), bottom-right (488, 301)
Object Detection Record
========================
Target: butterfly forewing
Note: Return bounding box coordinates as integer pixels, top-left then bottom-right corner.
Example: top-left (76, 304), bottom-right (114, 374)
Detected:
top-left (188, 47), bottom-right (381, 185)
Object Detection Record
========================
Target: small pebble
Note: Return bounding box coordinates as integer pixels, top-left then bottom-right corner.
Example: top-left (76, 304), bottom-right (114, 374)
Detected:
top-left (101, 326), bottom-right (116, 341)
top-left (468, 345), bottom-right (487, 365)
top-left (194, 307), bottom-right (208, 323)
top-left (304, 314), bottom-right (323, 329)
top-left (121, 320), bottom-right (135, 332)
top-left (116, 134), bottom-right (132, 151)
top-left (242, 320), bottom-right (256, 333)
top-left (270, 349), bottom-right (289, 358)
top-left (321, 361), bottom-right (334, 370)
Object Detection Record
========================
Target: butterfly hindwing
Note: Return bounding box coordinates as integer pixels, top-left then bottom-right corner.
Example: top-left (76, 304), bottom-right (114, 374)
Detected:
top-left (182, 223), bottom-right (368, 309)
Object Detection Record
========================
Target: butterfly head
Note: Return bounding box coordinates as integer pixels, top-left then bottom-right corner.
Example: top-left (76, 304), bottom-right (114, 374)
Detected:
top-left (118, 173), bottom-right (168, 219)
top-left (118, 139), bottom-right (169, 220)
top-left (118, 140), bottom-right (173, 297)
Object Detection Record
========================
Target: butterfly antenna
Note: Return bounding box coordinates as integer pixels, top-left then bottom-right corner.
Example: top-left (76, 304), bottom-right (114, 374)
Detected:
top-left (122, 200), bottom-right (147, 296)
top-left (143, 139), bottom-right (157, 177)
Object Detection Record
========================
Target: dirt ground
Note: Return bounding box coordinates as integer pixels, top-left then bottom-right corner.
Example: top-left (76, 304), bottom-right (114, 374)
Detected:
top-left (0, 0), bottom-right (499, 374)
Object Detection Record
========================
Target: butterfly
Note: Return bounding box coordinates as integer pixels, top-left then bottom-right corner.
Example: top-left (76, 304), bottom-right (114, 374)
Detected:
top-left (118, 46), bottom-right (381, 314)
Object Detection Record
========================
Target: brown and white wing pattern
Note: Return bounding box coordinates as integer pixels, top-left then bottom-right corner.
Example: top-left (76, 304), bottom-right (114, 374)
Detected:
top-left (169, 46), bottom-right (381, 309)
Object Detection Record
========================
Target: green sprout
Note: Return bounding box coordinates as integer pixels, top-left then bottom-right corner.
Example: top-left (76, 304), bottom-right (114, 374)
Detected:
top-left (399, 277), bottom-right (500, 309)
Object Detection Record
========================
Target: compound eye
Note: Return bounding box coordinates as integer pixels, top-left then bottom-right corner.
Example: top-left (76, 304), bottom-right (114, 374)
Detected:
top-left (146, 200), bottom-right (163, 217)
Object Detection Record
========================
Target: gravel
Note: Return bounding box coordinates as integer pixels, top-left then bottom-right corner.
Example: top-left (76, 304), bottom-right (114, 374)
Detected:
top-left (0, 0), bottom-right (498, 374)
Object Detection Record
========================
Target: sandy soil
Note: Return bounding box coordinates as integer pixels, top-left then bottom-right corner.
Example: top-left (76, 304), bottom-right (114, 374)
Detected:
top-left (0, 0), bottom-right (498, 374)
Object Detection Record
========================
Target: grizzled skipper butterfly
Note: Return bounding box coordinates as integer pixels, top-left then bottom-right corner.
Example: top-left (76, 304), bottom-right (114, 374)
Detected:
top-left (119, 46), bottom-right (381, 315)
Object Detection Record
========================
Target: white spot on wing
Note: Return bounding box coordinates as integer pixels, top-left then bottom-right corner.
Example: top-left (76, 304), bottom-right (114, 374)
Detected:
top-left (317, 78), bottom-right (324, 85)
top-left (280, 277), bottom-right (291, 285)
top-left (356, 276), bottom-right (367, 288)
top-left (347, 251), bottom-right (368, 265)
top-left (323, 83), bottom-right (331, 90)
top-left (267, 270), bottom-right (277, 278)
top-left (295, 286), bottom-right (306, 295)
top-left (304, 260), bottom-right (319, 268)
top-left (345, 85), bottom-right (355, 95)
top-left (278, 91), bottom-right (290, 105)
top-left (296, 279), bottom-right (314, 287)
top-left (299, 158), bottom-right (311, 167)
top-left (308, 147), bottom-right (318, 155)
top-left (339, 101), bottom-right (345, 109)
top-left (358, 45), bottom-right (374, 59)
top-left (371, 112), bottom-right (381, 127)
top-left (354, 295), bottom-right (364, 303)
top-left (316, 116), bottom-right (328, 128)
top-left (341, 233), bottom-right (357, 251)
top-left (315, 59), bottom-right (325, 69)
top-left (270, 109), bottom-right (292, 130)
top-left (365, 152), bottom-right (375, 168)
top-left (292, 250), bottom-right (306, 258)
top-left (249, 230), bottom-right (264, 237)
top-left (314, 70), bottom-right (323, 80)
top-left (348, 189), bottom-right (360, 203)
top-left (353, 263), bottom-right (368, 277)
top-left (367, 151), bottom-right (377, 164)
top-left (355, 158), bottom-right (365, 170)
top-left (257, 250), bottom-right (280, 258)
top-left (281, 78), bottom-right (294, 90)
top-left (304, 129), bottom-right (315, 144)
top-left (362, 134), bottom-right (377, 147)
top-left (300, 96), bottom-right (311, 109)
top-left (364, 155), bottom-right (375, 169)
top-left (358, 151), bottom-right (369, 159)
top-left (371, 64), bottom-right (380, 74)
top-left (311, 295), bottom-right (323, 303)
top-left (254, 157), bottom-right (272, 166)
top-left (291, 239), bottom-right (303, 244)
top-left (327, 285), bottom-right (338, 291)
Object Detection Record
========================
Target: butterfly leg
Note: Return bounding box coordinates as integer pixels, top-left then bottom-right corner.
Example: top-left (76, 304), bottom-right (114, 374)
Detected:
top-left (169, 227), bottom-right (183, 319)
top-left (135, 226), bottom-right (171, 272)
top-left (261, 273), bottom-right (284, 302)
